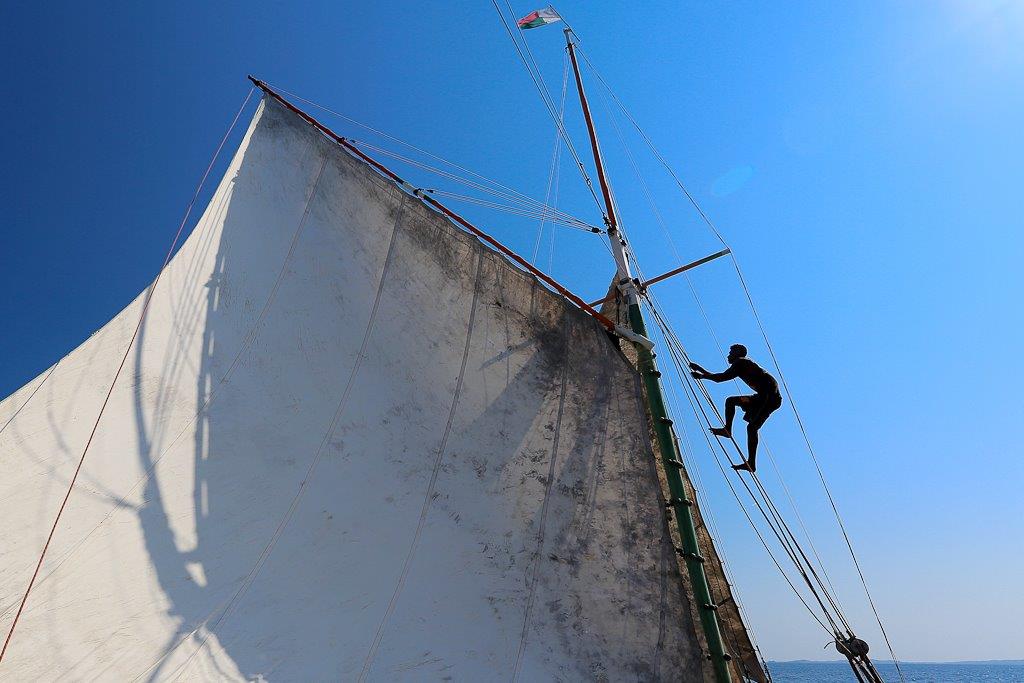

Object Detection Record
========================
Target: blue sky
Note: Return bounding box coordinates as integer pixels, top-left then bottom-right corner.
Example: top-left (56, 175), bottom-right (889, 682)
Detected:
top-left (3, 0), bottom-right (1022, 663)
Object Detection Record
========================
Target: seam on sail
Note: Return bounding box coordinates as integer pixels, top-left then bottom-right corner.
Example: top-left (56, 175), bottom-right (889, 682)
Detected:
top-left (610, 361), bottom-right (639, 663)
top-left (511, 310), bottom-right (571, 682)
top-left (0, 361), bottom-right (60, 439)
top-left (358, 248), bottom-right (485, 682)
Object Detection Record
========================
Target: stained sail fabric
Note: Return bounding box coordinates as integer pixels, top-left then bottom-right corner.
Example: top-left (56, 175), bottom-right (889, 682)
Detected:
top-left (0, 96), bottom-right (707, 681)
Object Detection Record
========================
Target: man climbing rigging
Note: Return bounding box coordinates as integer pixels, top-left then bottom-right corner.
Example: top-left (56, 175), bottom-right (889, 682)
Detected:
top-left (689, 344), bottom-right (782, 473)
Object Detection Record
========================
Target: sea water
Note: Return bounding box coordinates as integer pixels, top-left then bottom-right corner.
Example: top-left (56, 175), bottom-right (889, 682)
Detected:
top-left (766, 661), bottom-right (1024, 682)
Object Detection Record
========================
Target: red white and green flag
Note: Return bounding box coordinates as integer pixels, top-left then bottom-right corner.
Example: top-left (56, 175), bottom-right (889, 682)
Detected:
top-left (517, 6), bottom-right (561, 30)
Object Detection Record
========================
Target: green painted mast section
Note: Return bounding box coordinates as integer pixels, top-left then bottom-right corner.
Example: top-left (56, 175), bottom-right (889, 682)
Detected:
top-left (564, 29), bottom-right (733, 683)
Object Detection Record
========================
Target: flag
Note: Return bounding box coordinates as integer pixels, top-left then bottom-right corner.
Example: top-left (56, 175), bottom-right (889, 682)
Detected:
top-left (517, 6), bottom-right (561, 30)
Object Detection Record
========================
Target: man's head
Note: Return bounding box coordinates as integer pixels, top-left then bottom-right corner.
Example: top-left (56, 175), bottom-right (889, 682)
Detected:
top-left (728, 344), bottom-right (747, 363)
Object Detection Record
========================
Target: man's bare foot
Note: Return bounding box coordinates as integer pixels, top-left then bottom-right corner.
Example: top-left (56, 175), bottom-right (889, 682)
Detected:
top-left (710, 427), bottom-right (731, 438)
top-left (732, 461), bottom-right (754, 473)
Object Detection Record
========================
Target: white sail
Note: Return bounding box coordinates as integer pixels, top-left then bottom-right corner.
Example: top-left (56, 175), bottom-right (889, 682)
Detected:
top-left (0, 97), bottom-right (708, 681)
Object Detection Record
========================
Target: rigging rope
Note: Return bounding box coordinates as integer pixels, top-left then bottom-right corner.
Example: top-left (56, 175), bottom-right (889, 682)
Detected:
top-left (575, 41), bottom-right (903, 679)
top-left (651, 303), bottom-right (847, 624)
top-left (533, 53), bottom-right (570, 264)
top-left (442, 202), bottom-right (578, 230)
top-left (347, 139), bottom-right (597, 231)
top-left (264, 82), bottom-right (564, 216)
top-left (573, 47), bottom-right (730, 246)
top-left (641, 287), bottom-right (837, 615)
top-left (427, 191), bottom-right (597, 232)
top-left (594, 76), bottom-right (851, 624)
top-left (617, 224), bottom-right (850, 641)
top-left (731, 261), bottom-right (905, 681)
top-left (653, 318), bottom-right (835, 635)
top-left (489, 0), bottom-right (605, 216)
top-left (651, 294), bottom-right (890, 682)
top-left (637, 261), bottom-right (858, 640)
top-left (646, 300), bottom-right (848, 638)
top-left (0, 87), bottom-right (257, 665)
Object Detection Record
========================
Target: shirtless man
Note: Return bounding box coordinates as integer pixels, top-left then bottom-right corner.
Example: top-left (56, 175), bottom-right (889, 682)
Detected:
top-left (689, 344), bottom-right (781, 473)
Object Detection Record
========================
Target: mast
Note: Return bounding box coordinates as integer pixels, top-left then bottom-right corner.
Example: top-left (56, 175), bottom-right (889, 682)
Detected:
top-left (564, 29), bottom-right (734, 683)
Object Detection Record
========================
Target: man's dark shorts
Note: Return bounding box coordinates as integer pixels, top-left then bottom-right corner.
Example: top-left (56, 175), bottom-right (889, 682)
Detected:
top-left (740, 392), bottom-right (782, 429)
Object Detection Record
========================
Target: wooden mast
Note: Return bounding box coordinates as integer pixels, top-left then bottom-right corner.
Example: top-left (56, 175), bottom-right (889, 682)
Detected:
top-left (563, 29), bottom-right (734, 683)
